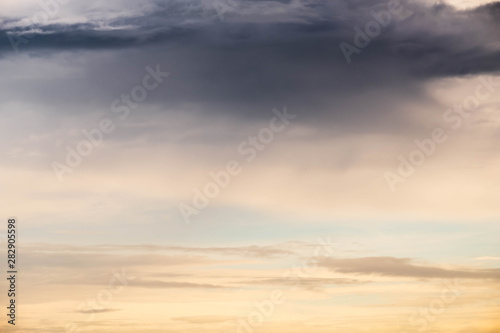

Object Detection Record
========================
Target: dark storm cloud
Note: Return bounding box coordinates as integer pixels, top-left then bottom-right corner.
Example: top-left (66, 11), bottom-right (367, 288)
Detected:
top-left (0, 22), bottom-right (193, 52)
top-left (1, 0), bottom-right (499, 127)
top-left (2, 0), bottom-right (500, 75)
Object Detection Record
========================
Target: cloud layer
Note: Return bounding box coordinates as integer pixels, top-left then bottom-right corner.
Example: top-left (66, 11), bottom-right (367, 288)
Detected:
top-left (2, 0), bottom-right (500, 127)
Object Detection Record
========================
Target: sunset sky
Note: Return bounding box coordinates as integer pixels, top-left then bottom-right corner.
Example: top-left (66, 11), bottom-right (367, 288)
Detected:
top-left (0, 0), bottom-right (499, 332)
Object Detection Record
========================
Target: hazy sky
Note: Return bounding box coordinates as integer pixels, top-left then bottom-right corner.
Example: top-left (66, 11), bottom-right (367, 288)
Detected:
top-left (0, 0), bottom-right (499, 332)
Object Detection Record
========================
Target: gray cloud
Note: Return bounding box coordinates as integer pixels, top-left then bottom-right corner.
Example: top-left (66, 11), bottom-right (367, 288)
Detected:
top-left (1, 0), bottom-right (500, 130)
top-left (3, 0), bottom-right (500, 76)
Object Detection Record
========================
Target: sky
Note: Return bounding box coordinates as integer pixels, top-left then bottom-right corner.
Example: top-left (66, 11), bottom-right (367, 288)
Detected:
top-left (0, 0), bottom-right (499, 332)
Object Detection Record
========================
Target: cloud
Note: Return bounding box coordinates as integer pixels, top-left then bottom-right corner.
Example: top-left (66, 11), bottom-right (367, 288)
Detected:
top-left (24, 242), bottom-right (295, 258)
top-left (1, 0), bottom-right (500, 130)
top-left (241, 276), bottom-right (370, 290)
top-left (473, 256), bottom-right (500, 261)
top-left (129, 278), bottom-right (227, 289)
top-left (77, 308), bottom-right (122, 314)
top-left (318, 256), bottom-right (500, 280)
top-left (22, 251), bottom-right (213, 268)
top-left (3, 0), bottom-right (500, 76)
top-left (171, 316), bottom-right (235, 324)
